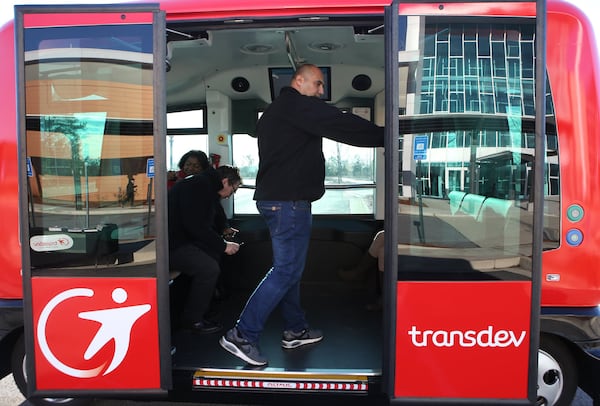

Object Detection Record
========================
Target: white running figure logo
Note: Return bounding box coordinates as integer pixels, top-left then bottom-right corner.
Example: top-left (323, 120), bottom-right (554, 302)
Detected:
top-left (37, 287), bottom-right (151, 378)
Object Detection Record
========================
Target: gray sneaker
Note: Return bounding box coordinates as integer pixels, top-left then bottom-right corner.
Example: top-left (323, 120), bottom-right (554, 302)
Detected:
top-left (219, 327), bottom-right (268, 366)
top-left (281, 328), bottom-right (323, 349)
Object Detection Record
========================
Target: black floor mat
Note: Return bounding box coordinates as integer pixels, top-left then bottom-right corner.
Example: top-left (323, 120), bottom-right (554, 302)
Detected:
top-left (171, 282), bottom-right (383, 372)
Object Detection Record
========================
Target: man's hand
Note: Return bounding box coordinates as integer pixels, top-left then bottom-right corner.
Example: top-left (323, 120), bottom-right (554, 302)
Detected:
top-left (224, 241), bottom-right (241, 255)
top-left (223, 227), bottom-right (239, 240)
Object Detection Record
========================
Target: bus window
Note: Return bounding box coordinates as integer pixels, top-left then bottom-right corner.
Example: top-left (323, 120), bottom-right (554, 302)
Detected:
top-left (398, 19), bottom-right (559, 280)
top-left (166, 109), bottom-right (208, 171)
top-left (167, 109), bottom-right (204, 129)
top-left (166, 134), bottom-right (209, 171)
top-left (316, 138), bottom-right (377, 215)
top-left (231, 132), bottom-right (258, 214)
top-left (232, 119), bottom-right (378, 216)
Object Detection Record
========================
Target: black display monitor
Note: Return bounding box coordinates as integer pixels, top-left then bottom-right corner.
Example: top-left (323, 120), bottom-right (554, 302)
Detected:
top-left (268, 66), bottom-right (331, 101)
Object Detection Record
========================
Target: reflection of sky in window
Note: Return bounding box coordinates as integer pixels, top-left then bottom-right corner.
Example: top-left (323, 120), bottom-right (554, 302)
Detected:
top-left (166, 110), bottom-right (207, 170)
top-left (322, 139), bottom-right (374, 166)
top-left (231, 135), bottom-right (375, 186)
top-left (40, 112), bottom-right (106, 161)
top-left (231, 136), bottom-right (374, 168)
top-left (167, 110), bottom-right (203, 129)
top-left (166, 135), bottom-right (209, 170)
top-left (232, 134), bottom-right (258, 167)
top-left (74, 112), bottom-right (107, 161)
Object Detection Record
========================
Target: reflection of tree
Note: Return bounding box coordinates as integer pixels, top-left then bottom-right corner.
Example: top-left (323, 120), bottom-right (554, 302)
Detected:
top-left (325, 155), bottom-right (373, 182)
top-left (239, 154), bottom-right (258, 179)
top-left (335, 143), bottom-right (343, 183)
top-left (40, 116), bottom-right (87, 210)
top-left (238, 150), bottom-right (373, 183)
top-left (352, 157), bottom-right (363, 177)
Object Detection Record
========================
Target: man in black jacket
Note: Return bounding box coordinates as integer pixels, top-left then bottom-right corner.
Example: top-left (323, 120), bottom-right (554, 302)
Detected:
top-left (169, 165), bottom-right (242, 334)
top-left (221, 64), bottom-right (384, 365)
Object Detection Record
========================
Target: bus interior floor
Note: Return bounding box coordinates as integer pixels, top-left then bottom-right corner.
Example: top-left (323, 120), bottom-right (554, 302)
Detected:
top-left (170, 282), bottom-right (383, 372)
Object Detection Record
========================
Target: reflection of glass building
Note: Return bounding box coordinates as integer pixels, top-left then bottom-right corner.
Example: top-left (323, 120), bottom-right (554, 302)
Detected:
top-left (421, 23), bottom-right (537, 116)
top-left (401, 20), bottom-right (558, 201)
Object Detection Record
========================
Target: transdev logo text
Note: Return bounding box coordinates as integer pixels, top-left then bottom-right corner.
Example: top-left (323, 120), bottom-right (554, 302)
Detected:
top-left (30, 234), bottom-right (74, 252)
top-left (408, 325), bottom-right (526, 348)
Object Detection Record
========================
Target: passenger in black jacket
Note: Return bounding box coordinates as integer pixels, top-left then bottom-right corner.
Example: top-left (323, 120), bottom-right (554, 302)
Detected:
top-left (221, 64), bottom-right (384, 366)
top-left (169, 165), bottom-right (242, 334)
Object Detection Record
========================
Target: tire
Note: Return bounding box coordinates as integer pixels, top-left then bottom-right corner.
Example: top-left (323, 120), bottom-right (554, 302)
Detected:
top-left (10, 334), bottom-right (92, 406)
top-left (537, 335), bottom-right (578, 406)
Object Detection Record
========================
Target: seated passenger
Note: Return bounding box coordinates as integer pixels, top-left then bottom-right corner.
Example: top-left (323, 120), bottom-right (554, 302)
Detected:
top-left (338, 230), bottom-right (384, 280)
top-left (168, 150), bottom-right (237, 237)
top-left (168, 165), bottom-right (242, 334)
top-left (338, 230), bottom-right (384, 311)
top-left (167, 149), bottom-right (210, 189)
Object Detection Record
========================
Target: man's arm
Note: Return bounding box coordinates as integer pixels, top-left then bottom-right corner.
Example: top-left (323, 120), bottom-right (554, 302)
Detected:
top-left (319, 111), bottom-right (384, 147)
top-left (292, 96), bottom-right (384, 147)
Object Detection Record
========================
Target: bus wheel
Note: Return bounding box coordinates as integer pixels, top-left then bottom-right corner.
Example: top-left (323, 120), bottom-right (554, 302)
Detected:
top-left (10, 334), bottom-right (92, 406)
top-left (537, 335), bottom-right (578, 406)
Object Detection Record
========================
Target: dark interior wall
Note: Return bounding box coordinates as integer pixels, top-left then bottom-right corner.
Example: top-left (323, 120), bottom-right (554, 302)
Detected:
top-left (231, 99), bottom-right (268, 136)
top-left (224, 216), bottom-right (381, 291)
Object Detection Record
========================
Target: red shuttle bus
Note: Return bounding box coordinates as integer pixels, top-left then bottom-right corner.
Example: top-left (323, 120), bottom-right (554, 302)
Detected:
top-left (0, 0), bottom-right (598, 405)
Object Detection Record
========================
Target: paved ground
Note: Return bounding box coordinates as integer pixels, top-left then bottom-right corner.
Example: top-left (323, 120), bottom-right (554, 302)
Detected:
top-left (0, 374), bottom-right (24, 405)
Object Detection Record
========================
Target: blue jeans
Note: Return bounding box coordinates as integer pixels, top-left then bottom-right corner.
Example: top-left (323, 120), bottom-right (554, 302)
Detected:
top-left (236, 200), bottom-right (312, 343)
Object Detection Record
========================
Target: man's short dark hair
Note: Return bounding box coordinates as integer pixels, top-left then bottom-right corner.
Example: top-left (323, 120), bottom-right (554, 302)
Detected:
top-left (216, 165), bottom-right (242, 186)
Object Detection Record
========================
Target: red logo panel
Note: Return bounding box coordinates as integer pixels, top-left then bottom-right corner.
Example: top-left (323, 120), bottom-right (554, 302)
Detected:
top-left (395, 281), bottom-right (531, 400)
top-left (31, 277), bottom-right (160, 390)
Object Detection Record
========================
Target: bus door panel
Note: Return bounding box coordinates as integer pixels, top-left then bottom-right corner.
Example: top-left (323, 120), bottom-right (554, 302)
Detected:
top-left (15, 5), bottom-right (170, 398)
top-left (384, 1), bottom-right (544, 403)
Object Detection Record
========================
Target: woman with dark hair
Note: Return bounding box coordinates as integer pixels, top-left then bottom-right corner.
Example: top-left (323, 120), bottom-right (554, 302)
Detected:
top-left (168, 149), bottom-right (237, 238)
top-left (167, 149), bottom-right (210, 189)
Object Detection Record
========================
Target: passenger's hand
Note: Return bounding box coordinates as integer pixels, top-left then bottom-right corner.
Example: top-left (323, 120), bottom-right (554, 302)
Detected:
top-left (223, 227), bottom-right (239, 240)
top-left (224, 241), bottom-right (240, 255)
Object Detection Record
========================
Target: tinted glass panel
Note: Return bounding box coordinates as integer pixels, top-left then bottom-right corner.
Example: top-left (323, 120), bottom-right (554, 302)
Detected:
top-left (25, 23), bottom-right (156, 269)
top-left (397, 18), bottom-right (558, 282)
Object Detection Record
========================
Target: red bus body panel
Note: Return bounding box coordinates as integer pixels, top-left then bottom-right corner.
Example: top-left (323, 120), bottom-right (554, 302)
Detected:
top-left (0, 20), bottom-right (22, 299)
top-left (542, 2), bottom-right (600, 306)
top-left (0, 0), bottom-right (599, 304)
top-left (395, 281), bottom-right (531, 399)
